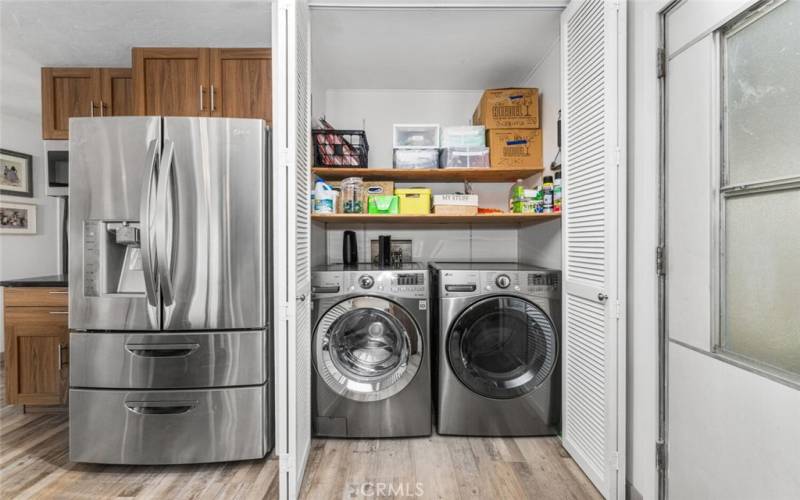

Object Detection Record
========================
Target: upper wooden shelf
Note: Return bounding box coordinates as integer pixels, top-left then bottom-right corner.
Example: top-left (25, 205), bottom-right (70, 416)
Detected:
top-left (311, 213), bottom-right (560, 226)
top-left (312, 167), bottom-right (542, 182)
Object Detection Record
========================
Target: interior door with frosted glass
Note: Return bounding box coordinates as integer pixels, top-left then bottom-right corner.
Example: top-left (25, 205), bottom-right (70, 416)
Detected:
top-left (560, 1), bottom-right (627, 498)
top-left (663, 1), bottom-right (800, 498)
top-left (273, 0), bottom-right (312, 498)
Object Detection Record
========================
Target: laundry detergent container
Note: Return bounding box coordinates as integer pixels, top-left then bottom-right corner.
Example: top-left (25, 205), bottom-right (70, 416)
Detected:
top-left (396, 188), bottom-right (432, 215)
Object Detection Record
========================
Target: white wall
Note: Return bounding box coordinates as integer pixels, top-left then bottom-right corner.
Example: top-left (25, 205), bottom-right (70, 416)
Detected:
top-left (517, 37), bottom-right (561, 269)
top-left (0, 43), bottom-right (62, 353)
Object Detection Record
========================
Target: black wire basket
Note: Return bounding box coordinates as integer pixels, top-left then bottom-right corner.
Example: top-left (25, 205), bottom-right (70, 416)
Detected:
top-left (312, 129), bottom-right (369, 168)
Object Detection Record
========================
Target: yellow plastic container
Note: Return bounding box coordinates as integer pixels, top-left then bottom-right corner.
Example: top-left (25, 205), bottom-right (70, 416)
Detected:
top-left (395, 187), bottom-right (432, 215)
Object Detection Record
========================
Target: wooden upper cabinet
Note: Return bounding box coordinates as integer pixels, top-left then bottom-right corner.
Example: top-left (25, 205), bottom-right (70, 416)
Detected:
top-left (41, 68), bottom-right (101, 139)
top-left (41, 67), bottom-right (135, 139)
top-left (101, 68), bottom-right (134, 116)
top-left (133, 48), bottom-right (210, 117)
top-left (210, 48), bottom-right (272, 123)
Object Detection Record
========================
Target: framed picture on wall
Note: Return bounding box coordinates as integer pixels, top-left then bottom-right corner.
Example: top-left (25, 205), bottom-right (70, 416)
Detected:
top-left (0, 201), bottom-right (37, 234)
top-left (0, 148), bottom-right (34, 197)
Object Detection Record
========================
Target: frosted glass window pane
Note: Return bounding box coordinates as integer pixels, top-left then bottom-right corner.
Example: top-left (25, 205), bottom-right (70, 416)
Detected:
top-left (723, 189), bottom-right (800, 375)
top-left (726, 0), bottom-right (800, 185)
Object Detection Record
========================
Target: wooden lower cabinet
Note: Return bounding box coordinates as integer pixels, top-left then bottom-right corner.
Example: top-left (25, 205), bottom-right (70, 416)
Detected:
top-left (4, 289), bottom-right (69, 406)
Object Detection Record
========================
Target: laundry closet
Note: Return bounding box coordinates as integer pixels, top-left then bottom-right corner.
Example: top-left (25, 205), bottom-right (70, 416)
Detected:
top-left (270, 1), bottom-right (626, 499)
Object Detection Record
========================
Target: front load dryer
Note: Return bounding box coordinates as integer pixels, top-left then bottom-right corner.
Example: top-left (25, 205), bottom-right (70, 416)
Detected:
top-left (430, 262), bottom-right (561, 436)
top-left (311, 263), bottom-right (431, 438)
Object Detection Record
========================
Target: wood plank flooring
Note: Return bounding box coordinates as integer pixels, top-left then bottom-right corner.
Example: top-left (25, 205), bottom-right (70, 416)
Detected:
top-left (1, 364), bottom-right (599, 499)
top-left (300, 435), bottom-right (601, 500)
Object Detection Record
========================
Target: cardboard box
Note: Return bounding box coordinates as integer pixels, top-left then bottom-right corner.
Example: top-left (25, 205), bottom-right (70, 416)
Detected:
top-left (473, 88), bottom-right (539, 129)
top-left (487, 129), bottom-right (543, 169)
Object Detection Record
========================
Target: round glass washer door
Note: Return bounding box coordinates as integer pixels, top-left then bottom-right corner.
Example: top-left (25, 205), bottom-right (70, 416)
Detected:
top-left (314, 296), bottom-right (423, 402)
top-left (447, 295), bottom-right (558, 399)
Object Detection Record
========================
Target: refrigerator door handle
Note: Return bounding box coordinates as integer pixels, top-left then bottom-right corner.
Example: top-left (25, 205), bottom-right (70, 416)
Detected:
top-left (139, 139), bottom-right (160, 307)
top-left (156, 139), bottom-right (176, 306)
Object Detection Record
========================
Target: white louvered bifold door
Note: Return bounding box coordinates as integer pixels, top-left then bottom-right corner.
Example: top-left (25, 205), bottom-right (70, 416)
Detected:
top-left (273, 0), bottom-right (312, 498)
top-left (560, 1), bottom-right (626, 499)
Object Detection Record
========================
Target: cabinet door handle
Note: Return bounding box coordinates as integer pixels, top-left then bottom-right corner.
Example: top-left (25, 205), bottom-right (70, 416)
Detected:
top-left (57, 343), bottom-right (65, 370)
top-left (90, 100), bottom-right (95, 117)
top-left (199, 85), bottom-right (205, 111)
top-left (210, 85), bottom-right (215, 112)
top-left (100, 101), bottom-right (104, 117)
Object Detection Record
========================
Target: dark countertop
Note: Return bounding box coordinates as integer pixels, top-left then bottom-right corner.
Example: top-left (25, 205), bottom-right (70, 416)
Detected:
top-left (0, 274), bottom-right (68, 287)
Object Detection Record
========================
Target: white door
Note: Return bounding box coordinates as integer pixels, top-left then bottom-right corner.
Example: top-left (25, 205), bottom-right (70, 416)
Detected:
top-left (662, 1), bottom-right (800, 498)
top-left (273, 0), bottom-right (312, 498)
top-left (560, 1), bottom-right (626, 498)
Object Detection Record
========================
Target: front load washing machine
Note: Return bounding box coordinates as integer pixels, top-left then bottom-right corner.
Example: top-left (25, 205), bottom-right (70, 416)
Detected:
top-left (311, 263), bottom-right (431, 438)
top-left (430, 262), bottom-right (561, 436)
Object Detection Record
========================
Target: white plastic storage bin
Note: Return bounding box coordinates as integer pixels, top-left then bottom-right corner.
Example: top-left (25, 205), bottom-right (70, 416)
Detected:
top-left (393, 124), bottom-right (440, 149)
top-left (393, 149), bottom-right (439, 169)
top-left (440, 126), bottom-right (485, 148)
top-left (439, 147), bottom-right (490, 168)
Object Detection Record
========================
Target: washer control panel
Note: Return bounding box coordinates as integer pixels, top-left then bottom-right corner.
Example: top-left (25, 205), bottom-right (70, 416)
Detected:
top-left (312, 270), bottom-right (427, 299)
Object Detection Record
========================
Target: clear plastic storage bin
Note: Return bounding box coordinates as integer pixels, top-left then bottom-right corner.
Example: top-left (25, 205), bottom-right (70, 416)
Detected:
top-left (440, 126), bottom-right (486, 148)
top-left (439, 147), bottom-right (490, 168)
top-left (393, 149), bottom-right (439, 169)
top-left (393, 124), bottom-right (440, 149)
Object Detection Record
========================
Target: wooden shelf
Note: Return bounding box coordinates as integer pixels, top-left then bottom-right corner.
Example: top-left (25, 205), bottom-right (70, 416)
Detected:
top-left (312, 167), bottom-right (542, 182)
top-left (311, 213), bottom-right (560, 225)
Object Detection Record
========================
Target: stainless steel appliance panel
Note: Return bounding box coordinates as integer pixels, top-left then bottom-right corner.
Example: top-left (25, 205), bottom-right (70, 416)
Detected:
top-left (161, 118), bottom-right (266, 330)
top-left (69, 385), bottom-right (267, 464)
top-left (69, 117), bottom-right (161, 331)
top-left (70, 330), bottom-right (266, 389)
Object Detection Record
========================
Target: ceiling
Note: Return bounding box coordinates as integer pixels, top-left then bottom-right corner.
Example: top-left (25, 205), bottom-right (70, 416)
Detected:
top-left (310, 7), bottom-right (562, 90)
top-left (0, 1), bottom-right (271, 67)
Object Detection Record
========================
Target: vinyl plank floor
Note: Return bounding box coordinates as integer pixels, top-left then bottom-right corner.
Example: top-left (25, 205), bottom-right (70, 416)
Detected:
top-left (300, 435), bottom-right (602, 500)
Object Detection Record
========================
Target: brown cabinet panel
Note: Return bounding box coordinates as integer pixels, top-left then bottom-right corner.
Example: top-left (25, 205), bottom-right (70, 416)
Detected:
top-left (101, 68), bottom-right (134, 116)
top-left (4, 302), bottom-right (69, 406)
top-left (4, 287), bottom-right (68, 307)
top-left (41, 68), bottom-right (101, 139)
top-left (133, 48), bottom-right (210, 116)
top-left (210, 48), bottom-right (271, 123)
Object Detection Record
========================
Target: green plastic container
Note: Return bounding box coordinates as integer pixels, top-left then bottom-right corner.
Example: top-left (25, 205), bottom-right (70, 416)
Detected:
top-left (368, 195), bottom-right (400, 214)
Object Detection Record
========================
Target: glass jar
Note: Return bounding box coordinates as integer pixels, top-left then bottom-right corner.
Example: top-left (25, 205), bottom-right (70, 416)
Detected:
top-left (341, 177), bottom-right (365, 214)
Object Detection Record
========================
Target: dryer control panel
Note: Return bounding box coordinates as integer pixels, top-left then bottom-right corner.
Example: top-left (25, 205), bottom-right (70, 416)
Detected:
top-left (438, 269), bottom-right (560, 299)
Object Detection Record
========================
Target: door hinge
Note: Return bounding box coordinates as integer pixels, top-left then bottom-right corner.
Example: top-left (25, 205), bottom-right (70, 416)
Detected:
top-left (657, 48), bottom-right (666, 79)
top-left (656, 440), bottom-right (667, 472)
top-left (616, 300), bottom-right (623, 319)
top-left (656, 245), bottom-right (666, 277)
top-left (611, 451), bottom-right (620, 471)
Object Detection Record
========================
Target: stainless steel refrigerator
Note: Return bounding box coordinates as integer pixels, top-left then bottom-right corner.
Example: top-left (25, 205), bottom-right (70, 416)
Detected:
top-left (68, 116), bottom-right (272, 465)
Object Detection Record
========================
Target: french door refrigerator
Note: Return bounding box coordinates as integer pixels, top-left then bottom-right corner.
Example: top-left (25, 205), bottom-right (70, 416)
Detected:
top-left (68, 116), bottom-right (272, 465)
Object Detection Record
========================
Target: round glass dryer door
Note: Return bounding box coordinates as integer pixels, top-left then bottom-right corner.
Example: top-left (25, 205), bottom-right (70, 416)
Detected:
top-left (447, 296), bottom-right (558, 399)
top-left (314, 296), bottom-right (423, 402)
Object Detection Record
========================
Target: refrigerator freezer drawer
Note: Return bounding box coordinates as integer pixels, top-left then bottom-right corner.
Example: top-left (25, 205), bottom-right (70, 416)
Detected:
top-left (70, 330), bottom-right (267, 389)
top-left (69, 385), bottom-right (268, 464)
